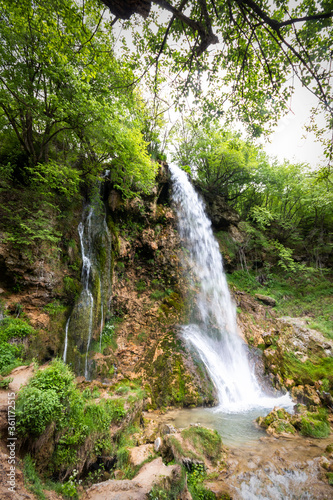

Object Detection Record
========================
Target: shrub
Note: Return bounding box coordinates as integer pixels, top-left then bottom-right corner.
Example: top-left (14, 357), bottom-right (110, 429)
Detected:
top-left (17, 387), bottom-right (62, 436)
top-left (16, 359), bottom-right (128, 478)
top-left (0, 317), bottom-right (35, 341)
top-left (0, 317), bottom-right (36, 374)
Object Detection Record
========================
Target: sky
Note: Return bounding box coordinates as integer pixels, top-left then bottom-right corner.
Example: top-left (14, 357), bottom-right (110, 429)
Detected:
top-left (112, 3), bottom-right (329, 170)
top-left (260, 81), bottom-right (326, 168)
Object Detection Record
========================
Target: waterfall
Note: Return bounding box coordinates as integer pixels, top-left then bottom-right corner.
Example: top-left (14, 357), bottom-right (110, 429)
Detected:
top-left (78, 209), bottom-right (95, 379)
top-left (63, 317), bottom-right (70, 363)
top-left (62, 188), bottom-right (112, 378)
top-left (169, 164), bottom-right (292, 412)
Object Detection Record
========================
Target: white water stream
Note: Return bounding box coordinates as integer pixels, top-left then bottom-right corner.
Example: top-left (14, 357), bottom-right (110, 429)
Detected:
top-left (169, 164), bottom-right (292, 412)
top-left (78, 209), bottom-right (94, 380)
top-left (62, 317), bottom-right (70, 363)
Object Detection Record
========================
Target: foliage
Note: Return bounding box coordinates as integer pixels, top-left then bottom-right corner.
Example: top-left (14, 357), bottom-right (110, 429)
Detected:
top-left (100, 321), bottom-right (118, 351)
top-left (118, 0), bottom-right (332, 162)
top-left (15, 359), bottom-right (127, 478)
top-left (227, 268), bottom-right (333, 339)
top-left (23, 455), bottom-right (47, 500)
top-left (0, 0), bottom-right (158, 215)
top-left (0, 317), bottom-right (35, 375)
top-left (183, 462), bottom-right (217, 500)
top-left (0, 376), bottom-right (13, 389)
top-left (172, 122), bottom-right (255, 203)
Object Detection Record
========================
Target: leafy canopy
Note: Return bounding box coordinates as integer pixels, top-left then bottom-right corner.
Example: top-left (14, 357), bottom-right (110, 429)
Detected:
top-left (0, 0), bottom-right (157, 197)
top-left (104, 0), bottom-right (332, 163)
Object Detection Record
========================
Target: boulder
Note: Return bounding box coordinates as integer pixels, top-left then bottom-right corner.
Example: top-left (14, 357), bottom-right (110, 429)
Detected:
top-left (255, 294), bottom-right (276, 307)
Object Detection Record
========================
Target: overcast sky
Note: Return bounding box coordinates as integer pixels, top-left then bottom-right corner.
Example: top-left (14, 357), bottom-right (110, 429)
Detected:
top-left (260, 81), bottom-right (326, 168)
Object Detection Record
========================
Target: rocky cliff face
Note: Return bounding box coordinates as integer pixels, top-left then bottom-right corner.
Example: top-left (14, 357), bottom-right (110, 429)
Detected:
top-left (92, 164), bottom-right (216, 407)
top-left (0, 164), bottom-right (215, 407)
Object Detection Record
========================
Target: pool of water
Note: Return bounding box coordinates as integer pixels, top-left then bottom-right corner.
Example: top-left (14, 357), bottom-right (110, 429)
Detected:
top-left (161, 406), bottom-right (279, 447)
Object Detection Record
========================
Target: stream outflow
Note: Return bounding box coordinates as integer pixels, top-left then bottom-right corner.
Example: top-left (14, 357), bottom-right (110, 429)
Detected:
top-left (169, 164), bottom-right (292, 413)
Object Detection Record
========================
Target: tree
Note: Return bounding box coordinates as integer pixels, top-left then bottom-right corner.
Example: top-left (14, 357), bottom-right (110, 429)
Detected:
top-left (172, 120), bottom-right (259, 203)
top-left (101, 0), bottom-right (333, 163)
top-left (0, 0), bottom-right (156, 196)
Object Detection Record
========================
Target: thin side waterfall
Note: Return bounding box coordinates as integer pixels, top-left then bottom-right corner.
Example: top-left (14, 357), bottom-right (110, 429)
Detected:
top-left (62, 189), bottom-right (112, 377)
top-left (78, 209), bottom-right (95, 380)
top-left (169, 164), bottom-right (292, 412)
top-left (63, 317), bottom-right (70, 363)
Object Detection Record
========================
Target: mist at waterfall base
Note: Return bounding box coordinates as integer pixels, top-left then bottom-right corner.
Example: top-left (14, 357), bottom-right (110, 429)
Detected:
top-left (169, 163), bottom-right (293, 415)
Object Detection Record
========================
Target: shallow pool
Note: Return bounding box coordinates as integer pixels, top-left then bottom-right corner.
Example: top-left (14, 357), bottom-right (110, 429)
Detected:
top-left (162, 407), bottom-right (274, 447)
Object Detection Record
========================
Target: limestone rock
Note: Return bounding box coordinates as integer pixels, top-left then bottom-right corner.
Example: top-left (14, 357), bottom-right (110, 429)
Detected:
top-left (255, 294), bottom-right (276, 307)
top-left (85, 458), bottom-right (181, 500)
top-left (154, 437), bottom-right (162, 452)
top-left (203, 194), bottom-right (241, 230)
top-left (129, 444), bottom-right (154, 467)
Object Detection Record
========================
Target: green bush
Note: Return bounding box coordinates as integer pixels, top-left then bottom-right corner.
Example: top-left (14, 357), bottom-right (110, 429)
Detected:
top-left (0, 343), bottom-right (23, 374)
top-left (187, 463), bottom-right (217, 500)
top-left (17, 387), bottom-right (62, 436)
top-left (0, 317), bottom-right (35, 341)
top-left (0, 376), bottom-right (13, 389)
top-left (101, 321), bottom-right (117, 350)
top-left (0, 317), bottom-right (36, 374)
top-left (28, 359), bottom-right (75, 400)
top-left (16, 359), bottom-right (128, 478)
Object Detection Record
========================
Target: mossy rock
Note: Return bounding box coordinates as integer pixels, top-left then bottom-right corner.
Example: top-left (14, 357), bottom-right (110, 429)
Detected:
top-left (293, 409), bottom-right (331, 438)
top-left (143, 331), bottom-right (215, 408)
top-left (161, 426), bottom-right (222, 468)
top-left (257, 407), bottom-right (296, 436)
top-left (258, 407), bottom-right (331, 439)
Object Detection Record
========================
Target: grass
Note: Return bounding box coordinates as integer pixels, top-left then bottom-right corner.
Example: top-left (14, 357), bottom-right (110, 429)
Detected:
top-left (227, 268), bottom-right (333, 338)
top-left (23, 455), bottom-right (47, 500)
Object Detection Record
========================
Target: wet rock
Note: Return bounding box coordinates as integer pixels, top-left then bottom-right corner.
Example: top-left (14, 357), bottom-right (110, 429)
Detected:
top-left (201, 193), bottom-right (241, 230)
top-left (108, 189), bottom-right (122, 211)
top-left (257, 407), bottom-right (297, 437)
top-left (291, 385), bottom-right (321, 406)
top-left (159, 423), bottom-right (177, 435)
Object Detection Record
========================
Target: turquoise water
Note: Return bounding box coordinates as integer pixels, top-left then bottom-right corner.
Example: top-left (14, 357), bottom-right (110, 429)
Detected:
top-left (164, 407), bottom-right (271, 447)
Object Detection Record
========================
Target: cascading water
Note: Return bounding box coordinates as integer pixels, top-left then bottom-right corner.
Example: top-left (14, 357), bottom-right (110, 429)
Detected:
top-left (62, 317), bottom-right (70, 363)
top-left (63, 188), bottom-right (112, 378)
top-left (78, 209), bottom-right (95, 379)
top-left (169, 164), bottom-right (292, 412)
